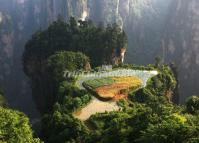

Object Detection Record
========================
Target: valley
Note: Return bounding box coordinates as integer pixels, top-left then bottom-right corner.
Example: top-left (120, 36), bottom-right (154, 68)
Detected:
top-left (1, 1), bottom-right (199, 142)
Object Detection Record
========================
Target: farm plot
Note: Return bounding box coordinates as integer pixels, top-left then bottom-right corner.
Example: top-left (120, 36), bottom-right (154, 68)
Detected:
top-left (83, 77), bottom-right (114, 89)
top-left (84, 76), bottom-right (142, 99)
top-left (73, 69), bottom-right (158, 121)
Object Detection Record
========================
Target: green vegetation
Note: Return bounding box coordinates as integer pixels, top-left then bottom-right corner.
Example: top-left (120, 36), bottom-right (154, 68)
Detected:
top-left (41, 51), bottom-right (90, 112)
top-left (57, 81), bottom-right (92, 112)
top-left (41, 81), bottom-right (92, 142)
top-left (0, 107), bottom-right (42, 143)
top-left (113, 63), bottom-right (156, 71)
top-left (48, 51), bottom-right (90, 81)
top-left (129, 88), bottom-right (153, 103)
top-left (146, 65), bottom-right (176, 99)
top-left (39, 64), bottom-right (199, 143)
top-left (186, 96), bottom-right (199, 114)
top-left (128, 64), bottom-right (177, 103)
top-left (0, 95), bottom-right (6, 107)
top-left (42, 110), bottom-right (89, 143)
top-left (86, 99), bottom-right (199, 143)
top-left (20, 18), bottom-right (199, 142)
top-left (23, 51), bottom-right (89, 113)
top-left (0, 90), bottom-right (42, 143)
top-left (0, 89), bottom-right (7, 107)
top-left (23, 18), bottom-right (127, 113)
top-left (83, 77), bottom-right (114, 89)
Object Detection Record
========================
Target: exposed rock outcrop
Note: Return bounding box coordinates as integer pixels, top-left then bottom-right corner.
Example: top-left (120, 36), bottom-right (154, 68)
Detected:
top-left (162, 0), bottom-right (199, 102)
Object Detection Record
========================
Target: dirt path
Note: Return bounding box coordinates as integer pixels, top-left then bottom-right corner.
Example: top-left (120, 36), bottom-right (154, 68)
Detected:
top-left (73, 97), bottom-right (119, 121)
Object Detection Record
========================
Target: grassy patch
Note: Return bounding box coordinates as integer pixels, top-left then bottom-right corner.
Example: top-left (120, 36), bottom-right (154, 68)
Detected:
top-left (83, 77), bottom-right (114, 89)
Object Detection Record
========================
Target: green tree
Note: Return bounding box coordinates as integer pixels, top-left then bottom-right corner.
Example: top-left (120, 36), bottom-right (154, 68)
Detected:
top-left (42, 110), bottom-right (89, 143)
top-left (138, 115), bottom-right (199, 143)
top-left (170, 62), bottom-right (180, 104)
top-left (186, 96), bottom-right (199, 114)
top-left (146, 65), bottom-right (177, 100)
top-left (47, 51), bottom-right (90, 82)
top-left (155, 56), bottom-right (162, 68)
top-left (31, 51), bottom-right (89, 113)
top-left (0, 89), bottom-right (7, 107)
top-left (0, 107), bottom-right (42, 143)
top-left (129, 88), bottom-right (153, 103)
top-left (23, 18), bottom-right (127, 113)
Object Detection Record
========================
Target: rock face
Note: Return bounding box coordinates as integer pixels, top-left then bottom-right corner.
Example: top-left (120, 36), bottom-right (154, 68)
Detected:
top-left (0, 0), bottom-right (92, 117)
top-left (0, 0), bottom-right (199, 117)
top-left (162, 0), bottom-right (199, 102)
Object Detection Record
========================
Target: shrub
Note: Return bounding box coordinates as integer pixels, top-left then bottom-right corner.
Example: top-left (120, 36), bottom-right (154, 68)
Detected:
top-left (129, 88), bottom-right (153, 103)
top-left (0, 107), bottom-right (42, 143)
top-left (186, 96), bottom-right (199, 114)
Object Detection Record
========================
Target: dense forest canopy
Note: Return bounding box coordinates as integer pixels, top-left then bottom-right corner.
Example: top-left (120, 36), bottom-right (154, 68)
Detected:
top-left (0, 15), bottom-right (198, 142)
top-left (0, 88), bottom-right (7, 107)
top-left (19, 18), bottom-right (199, 143)
top-left (40, 64), bottom-right (199, 143)
top-left (0, 0), bottom-right (199, 142)
top-left (1, 0), bottom-right (199, 122)
top-left (23, 17), bottom-right (127, 77)
top-left (0, 91), bottom-right (42, 143)
top-left (0, 107), bottom-right (42, 143)
top-left (23, 18), bottom-right (127, 113)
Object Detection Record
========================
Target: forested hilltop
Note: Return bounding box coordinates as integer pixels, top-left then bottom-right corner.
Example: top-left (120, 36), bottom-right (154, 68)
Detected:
top-left (1, 18), bottom-right (199, 143)
top-left (23, 17), bottom-right (127, 113)
top-left (24, 19), bottom-right (199, 142)
top-left (1, 0), bottom-right (199, 120)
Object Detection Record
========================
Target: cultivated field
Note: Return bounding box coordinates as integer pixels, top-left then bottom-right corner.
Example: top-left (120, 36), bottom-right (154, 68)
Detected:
top-left (91, 76), bottom-right (142, 99)
top-left (73, 69), bottom-right (158, 121)
top-left (83, 77), bottom-right (114, 89)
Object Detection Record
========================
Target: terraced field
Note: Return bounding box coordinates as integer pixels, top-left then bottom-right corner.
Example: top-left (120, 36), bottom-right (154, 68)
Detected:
top-left (76, 69), bottom-right (158, 89)
top-left (73, 69), bottom-right (158, 121)
top-left (83, 77), bottom-right (114, 89)
top-left (84, 76), bottom-right (142, 100)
